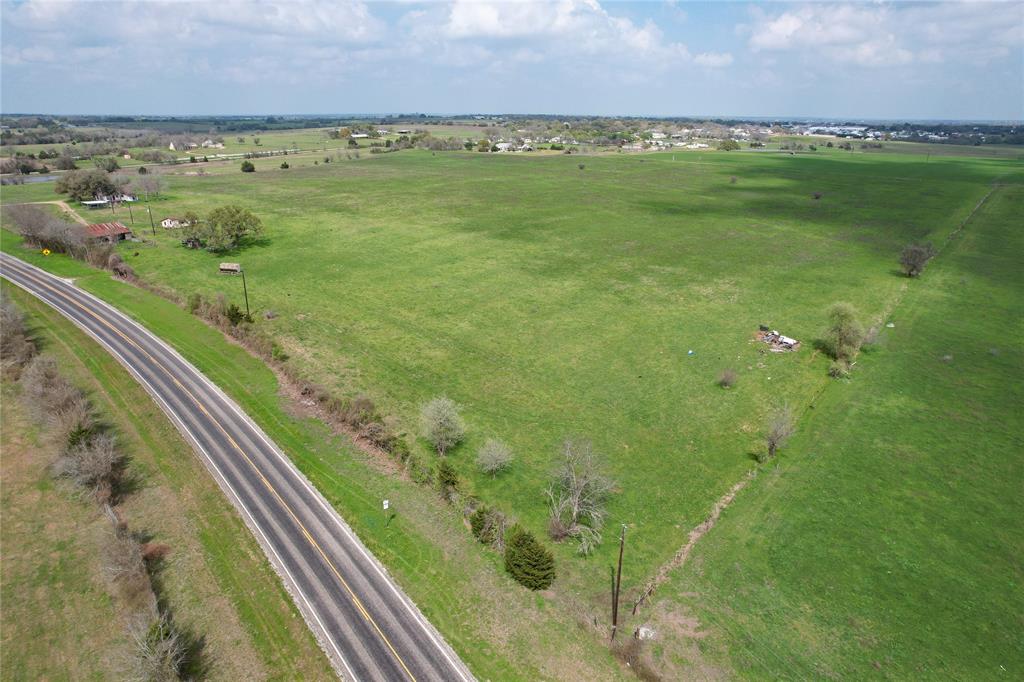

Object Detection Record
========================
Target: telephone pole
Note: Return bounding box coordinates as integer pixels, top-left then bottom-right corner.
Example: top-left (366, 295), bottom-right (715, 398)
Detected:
top-left (611, 524), bottom-right (626, 640)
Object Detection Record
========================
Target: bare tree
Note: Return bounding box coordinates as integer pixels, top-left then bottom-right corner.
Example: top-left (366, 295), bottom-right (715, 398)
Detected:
top-left (764, 404), bottom-right (795, 461)
top-left (420, 397), bottom-right (465, 455)
top-left (135, 174), bottom-right (166, 201)
top-left (476, 438), bottom-right (513, 476)
top-left (547, 439), bottom-right (613, 555)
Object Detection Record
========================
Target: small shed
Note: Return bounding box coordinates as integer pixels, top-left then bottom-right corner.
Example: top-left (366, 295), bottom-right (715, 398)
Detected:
top-left (219, 262), bottom-right (241, 274)
top-left (81, 199), bottom-right (110, 209)
top-left (86, 222), bottom-right (132, 243)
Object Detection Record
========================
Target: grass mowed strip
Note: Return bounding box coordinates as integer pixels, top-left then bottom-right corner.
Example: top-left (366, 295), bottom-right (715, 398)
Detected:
top-left (35, 148), bottom-right (1017, 584)
top-left (659, 184), bottom-right (1024, 678)
top-left (1, 282), bottom-right (334, 680)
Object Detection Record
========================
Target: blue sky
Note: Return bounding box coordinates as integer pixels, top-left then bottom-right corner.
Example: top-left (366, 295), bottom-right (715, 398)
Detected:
top-left (2, 1), bottom-right (1022, 120)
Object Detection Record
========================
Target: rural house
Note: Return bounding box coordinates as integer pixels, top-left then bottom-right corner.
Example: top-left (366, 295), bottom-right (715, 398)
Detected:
top-left (85, 222), bottom-right (133, 243)
top-left (161, 217), bottom-right (193, 229)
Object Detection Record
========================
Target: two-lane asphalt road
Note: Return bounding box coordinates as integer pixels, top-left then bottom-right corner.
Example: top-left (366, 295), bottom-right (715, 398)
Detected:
top-left (1, 253), bottom-right (473, 682)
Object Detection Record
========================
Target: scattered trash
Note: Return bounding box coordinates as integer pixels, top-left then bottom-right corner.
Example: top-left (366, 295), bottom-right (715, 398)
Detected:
top-left (756, 330), bottom-right (800, 352)
top-left (687, 350), bottom-right (695, 356)
top-left (637, 625), bottom-right (657, 641)
top-left (886, 322), bottom-right (895, 328)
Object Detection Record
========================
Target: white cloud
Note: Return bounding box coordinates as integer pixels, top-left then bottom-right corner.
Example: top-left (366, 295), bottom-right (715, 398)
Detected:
top-left (438, 0), bottom-right (691, 63)
top-left (694, 51), bottom-right (734, 68)
top-left (743, 2), bottom-right (1024, 68)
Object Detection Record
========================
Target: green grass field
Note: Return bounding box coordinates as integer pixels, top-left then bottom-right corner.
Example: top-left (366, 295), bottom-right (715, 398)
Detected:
top-left (3, 143), bottom-right (1021, 678)
top-left (0, 236), bottom-right (624, 681)
top-left (660, 183), bottom-right (1024, 679)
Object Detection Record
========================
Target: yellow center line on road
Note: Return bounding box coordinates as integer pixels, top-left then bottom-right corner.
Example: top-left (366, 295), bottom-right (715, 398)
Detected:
top-left (2, 259), bottom-right (417, 682)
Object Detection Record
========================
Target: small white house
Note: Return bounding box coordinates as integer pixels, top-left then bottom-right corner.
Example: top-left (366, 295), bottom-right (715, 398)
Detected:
top-left (494, 142), bottom-right (515, 152)
top-left (350, 133), bottom-right (369, 139)
top-left (161, 216), bottom-right (193, 229)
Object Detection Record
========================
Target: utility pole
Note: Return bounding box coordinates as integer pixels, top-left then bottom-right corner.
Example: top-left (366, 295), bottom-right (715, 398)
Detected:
top-left (146, 205), bottom-right (155, 236)
top-left (611, 524), bottom-right (626, 640)
top-left (240, 267), bottom-right (250, 318)
top-left (126, 201), bottom-right (134, 225)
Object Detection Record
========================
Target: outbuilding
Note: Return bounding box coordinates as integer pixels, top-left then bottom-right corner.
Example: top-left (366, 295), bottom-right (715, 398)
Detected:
top-left (86, 222), bottom-right (132, 243)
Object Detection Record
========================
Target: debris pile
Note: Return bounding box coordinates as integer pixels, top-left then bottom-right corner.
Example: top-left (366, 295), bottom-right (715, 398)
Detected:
top-left (757, 329), bottom-right (801, 352)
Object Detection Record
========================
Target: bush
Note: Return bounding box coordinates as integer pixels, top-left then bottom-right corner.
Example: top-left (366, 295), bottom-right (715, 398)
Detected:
top-left (0, 294), bottom-right (35, 377)
top-left (280, 162), bottom-right (289, 169)
top-left (270, 342), bottom-right (289, 362)
top-left (504, 525), bottom-right (555, 590)
top-left (20, 355), bottom-right (94, 440)
top-left (420, 397), bottom-right (465, 455)
top-left (717, 139), bottom-right (740, 151)
top-left (225, 303), bottom-right (246, 326)
top-left (128, 613), bottom-right (186, 682)
top-left (53, 432), bottom-right (123, 501)
top-left (718, 368), bottom-right (737, 388)
top-left (240, 160), bottom-right (255, 173)
top-left (828, 359), bottom-right (850, 378)
top-left (186, 292), bottom-right (203, 314)
top-left (900, 242), bottom-right (937, 277)
top-left (476, 438), bottom-right (513, 476)
top-left (437, 459), bottom-right (460, 501)
top-left (470, 505), bottom-right (507, 547)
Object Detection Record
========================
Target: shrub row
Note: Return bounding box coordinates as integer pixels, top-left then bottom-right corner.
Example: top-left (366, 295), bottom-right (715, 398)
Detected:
top-left (7, 299), bottom-right (195, 679)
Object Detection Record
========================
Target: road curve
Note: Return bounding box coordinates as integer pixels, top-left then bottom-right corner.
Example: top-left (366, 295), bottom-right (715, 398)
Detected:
top-left (1, 253), bottom-right (473, 682)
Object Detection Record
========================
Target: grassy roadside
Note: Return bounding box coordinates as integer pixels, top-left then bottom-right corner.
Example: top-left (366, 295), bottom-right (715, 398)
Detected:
top-left (1, 281), bottom-right (334, 680)
top-left (651, 184), bottom-right (1024, 678)
top-left (0, 235), bottom-right (626, 680)
top-left (0, 381), bottom-right (125, 680)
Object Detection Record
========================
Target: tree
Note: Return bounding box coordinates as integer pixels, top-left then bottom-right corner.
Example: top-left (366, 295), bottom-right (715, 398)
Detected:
top-left (137, 165), bottom-right (148, 175)
top-left (476, 438), bottom-right (513, 476)
top-left (420, 397), bottom-right (465, 455)
top-left (93, 156), bottom-right (120, 172)
top-left (55, 169), bottom-right (117, 202)
top-left (900, 243), bottom-right (936, 277)
top-left (280, 162), bottom-right (290, 169)
top-left (763, 404), bottom-right (795, 461)
top-left (824, 302), bottom-right (864, 364)
top-left (136, 174), bottom-right (165, 200)
top-left (181, 210), bottom-right (199, 227)
top-left (717, 139), bottom-right (740, 151)
top-left (546, 439), bottom-right (613, 555)
top-left (240, 160), bottom-right (255, 173)
top-left (504, 525), bottom-right (556, 590)
top-left (55, 153), bottom-right (78, 170)
top-left (196, 205), bottom-right (264, 252)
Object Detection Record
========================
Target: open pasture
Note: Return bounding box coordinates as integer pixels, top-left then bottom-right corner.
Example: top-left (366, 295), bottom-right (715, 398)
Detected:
top-left (31, 147), bottom-right (1014, 590)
